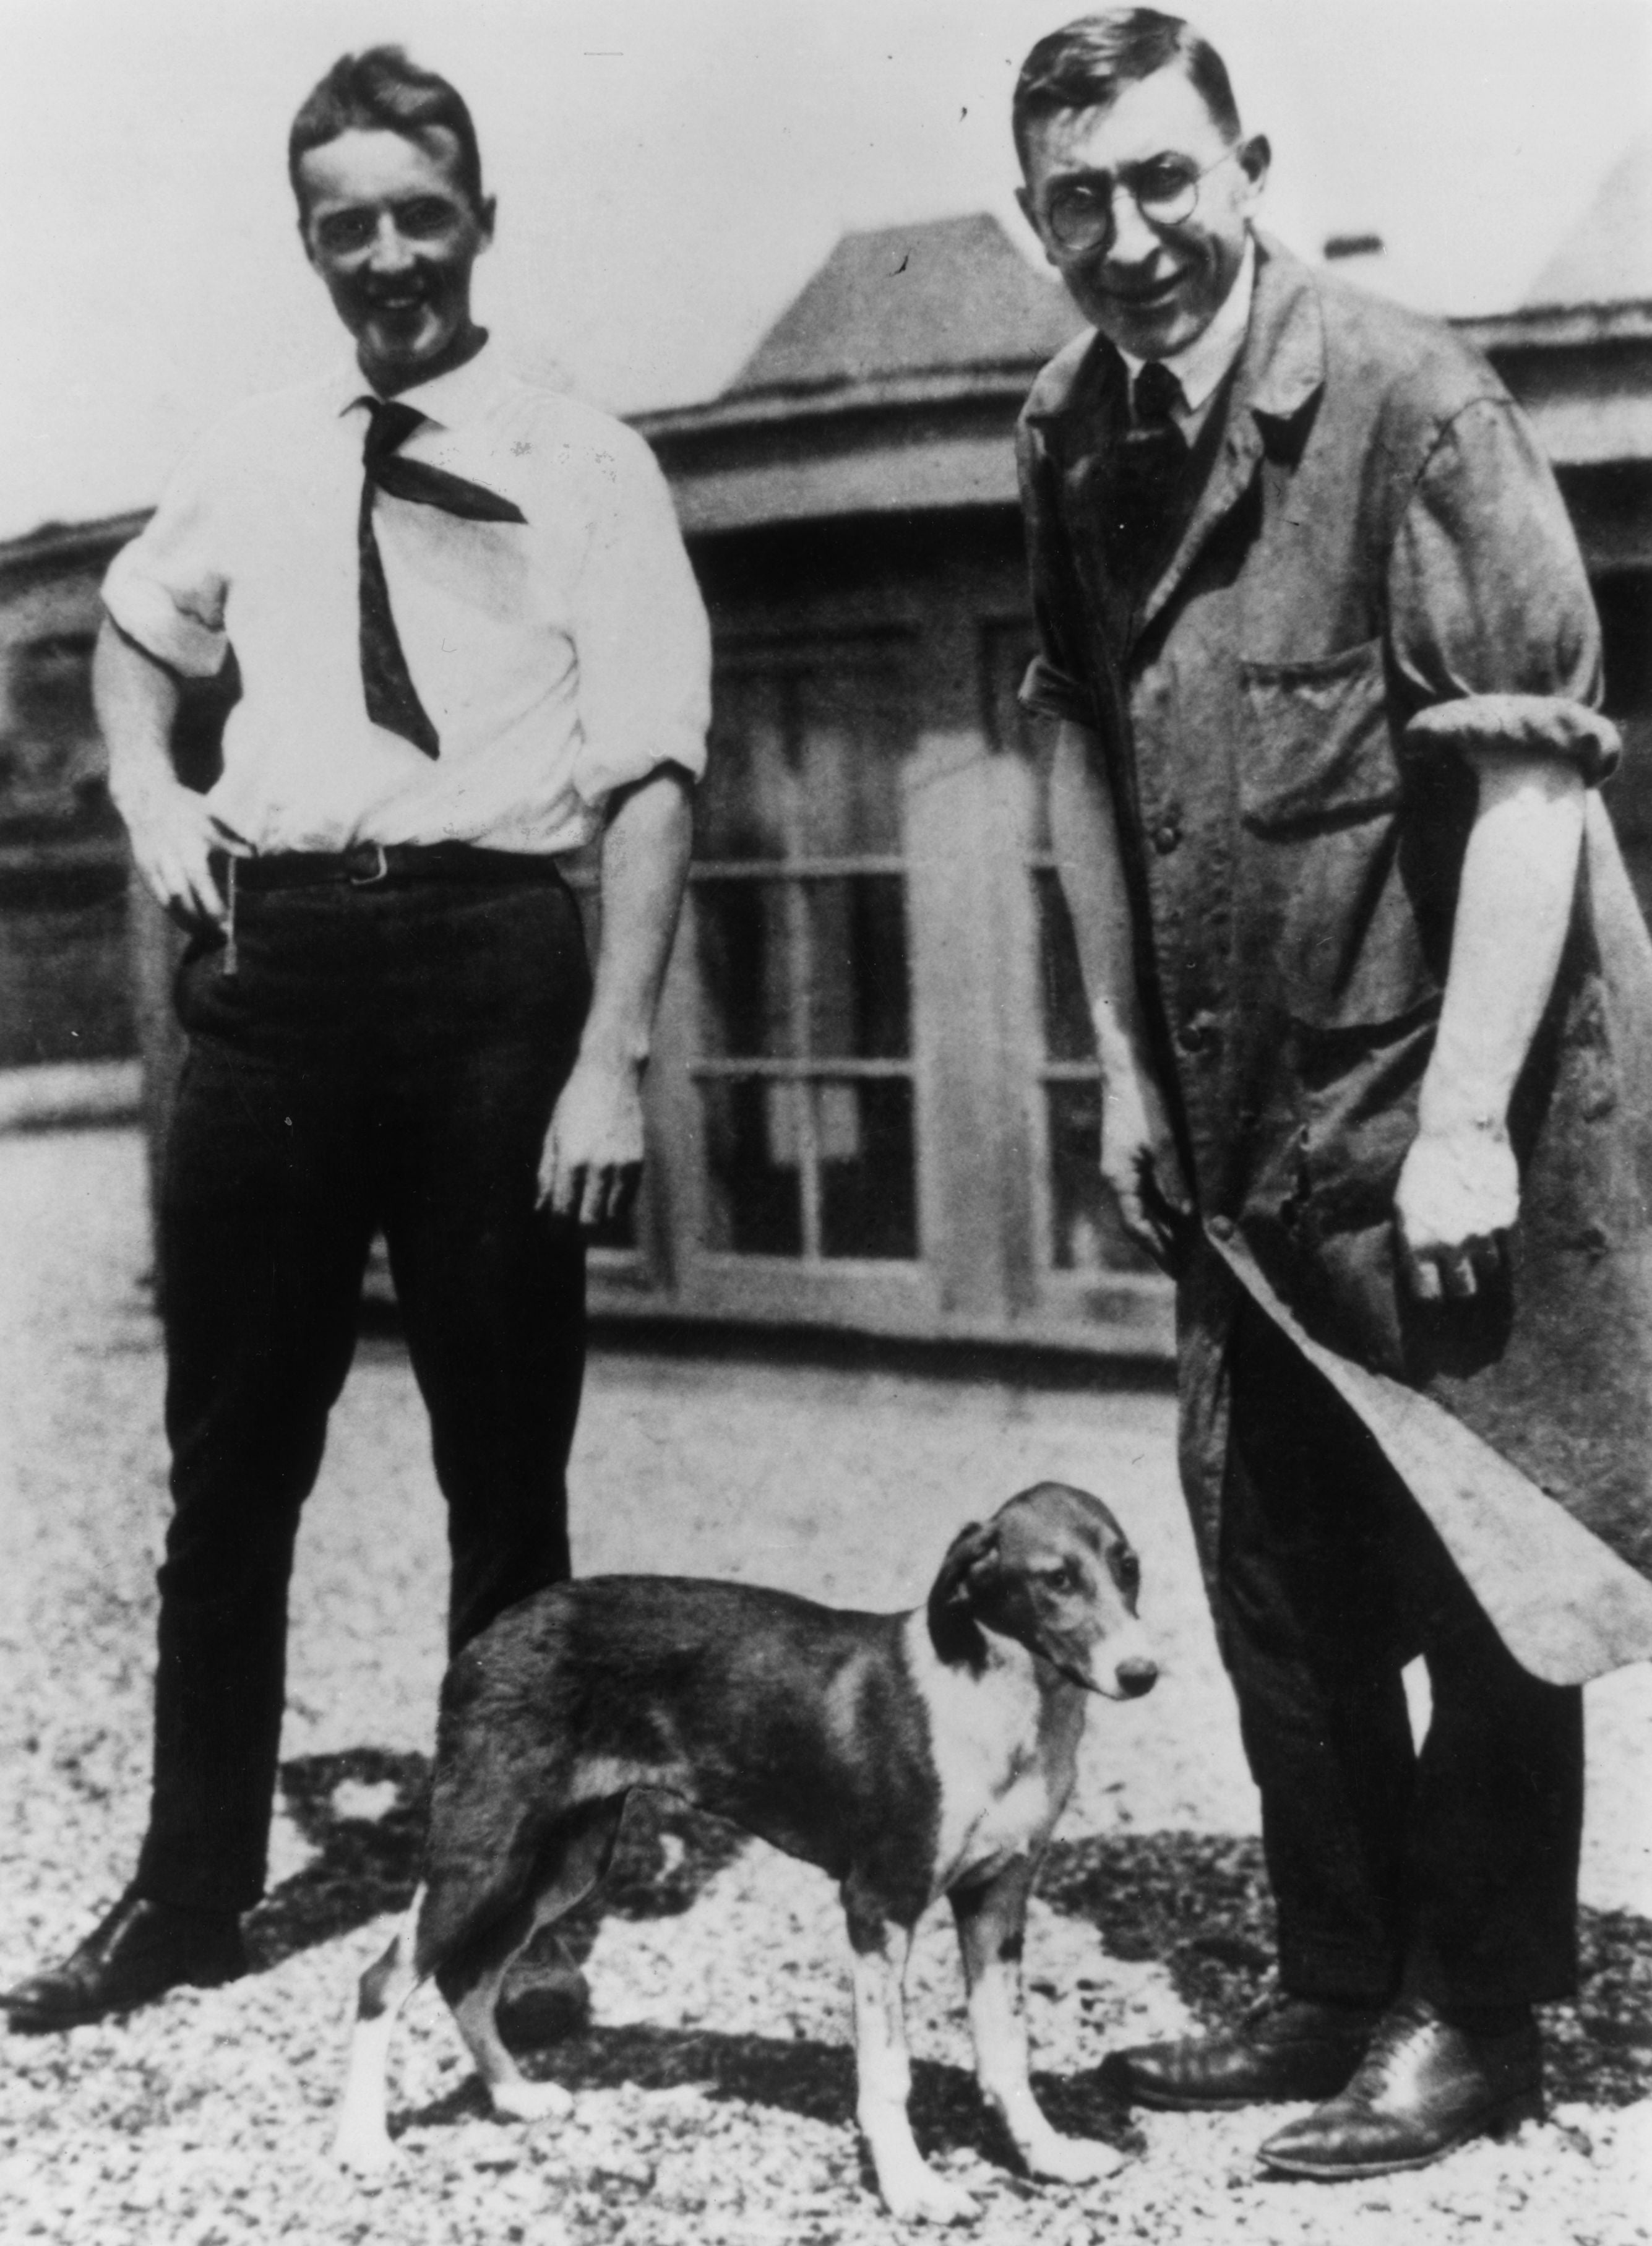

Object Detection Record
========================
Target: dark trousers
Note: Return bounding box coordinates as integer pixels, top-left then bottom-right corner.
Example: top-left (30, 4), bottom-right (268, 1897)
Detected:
top-left (1220, 1299), bottom-right (1584, 2012)
top-left (134, 873), bottom-right (590, 1913)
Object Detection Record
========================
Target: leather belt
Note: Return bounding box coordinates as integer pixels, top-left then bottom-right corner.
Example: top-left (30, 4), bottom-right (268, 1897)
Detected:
top-left (225, 842), bottom-right (565, 892)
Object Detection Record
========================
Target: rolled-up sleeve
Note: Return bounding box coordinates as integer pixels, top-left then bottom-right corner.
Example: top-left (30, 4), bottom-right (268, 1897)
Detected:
top-left (1392, 397), bottom-right (1619, 785)
top-left (101, 428), bottom-right (232, 679)
top-left (568, 427), bottom-right (711, 806)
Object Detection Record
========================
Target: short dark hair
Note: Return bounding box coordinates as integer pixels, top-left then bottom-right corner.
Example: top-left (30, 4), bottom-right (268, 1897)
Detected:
top-left (1012, 9), bottom-right (1241, 168)
top-left (288, 46), bottom-right (485, 214)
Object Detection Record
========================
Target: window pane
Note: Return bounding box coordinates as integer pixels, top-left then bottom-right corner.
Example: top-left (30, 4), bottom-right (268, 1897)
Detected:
top-left (694, 879), bottom-right (796, 1059)
top-left (1045, 1081), bottom-right (1150, 1273)
top-left (806, 876), bottom-right (910, 1059)
top-left (818, 1079), bottom-right (918, 1260)
top-left (1034, 869), bottom-right (1095, 1062)
top-left (794, 666), bottom-right (905, 858)
top-left (700, 1078), bottom-right (804, 1255)
top-left (697, 671), bottom-right (791, 861)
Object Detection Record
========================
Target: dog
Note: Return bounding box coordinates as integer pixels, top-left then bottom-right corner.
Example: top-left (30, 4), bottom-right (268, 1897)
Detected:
top-left (332, 1481), bottom-right (1156, 2223)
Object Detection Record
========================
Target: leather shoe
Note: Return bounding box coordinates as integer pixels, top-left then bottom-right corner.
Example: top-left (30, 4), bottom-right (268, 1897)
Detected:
top-left (1258, 1996), bottom-right (1544, 2179)
top-left (2, 1892), bottom-right (246, 2031)
top-left (497, 1929), bottom-right (592, 2049)
top-left (1106, 1989), bottom-right (1384, 2110)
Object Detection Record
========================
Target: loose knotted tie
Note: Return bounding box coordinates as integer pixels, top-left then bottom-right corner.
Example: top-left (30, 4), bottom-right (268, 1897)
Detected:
top-left (357, 397), bottom-right (527, 757)
top-left (1111, 359), bottom-right (1189, 570)
top-left (1132, 358), bottom-right (1186, 434)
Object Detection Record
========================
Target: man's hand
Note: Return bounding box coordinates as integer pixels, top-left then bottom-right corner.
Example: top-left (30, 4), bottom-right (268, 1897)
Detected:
top-left (1394, 1122), bottom-right (1520, 1301)
top-left (124, 779), bottom-right (249, 929)
top-left (538, 1054), bottom-right (647, 1230)
top-left (1101, 1057), bottom-right (1194, 1273)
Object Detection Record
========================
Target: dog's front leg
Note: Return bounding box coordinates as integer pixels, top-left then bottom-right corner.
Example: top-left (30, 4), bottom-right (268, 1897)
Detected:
top-left (844, 1891), bottom-right (976, 2226)
top-left (950, 1865), bottom-right (1122, 2187)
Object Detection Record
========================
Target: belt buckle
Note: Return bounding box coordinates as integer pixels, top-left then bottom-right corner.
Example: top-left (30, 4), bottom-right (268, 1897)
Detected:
top-left (345, 841), bottom-right (390, 887)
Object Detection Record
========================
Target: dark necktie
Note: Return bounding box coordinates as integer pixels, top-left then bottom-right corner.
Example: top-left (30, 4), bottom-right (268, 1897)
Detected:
top-left (1111, 360), bottom-right (1189, 571)
top-left (357, 398), bottom-right (527, 758)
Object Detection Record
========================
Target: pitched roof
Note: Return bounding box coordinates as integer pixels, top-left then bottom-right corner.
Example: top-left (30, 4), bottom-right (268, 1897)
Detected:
top-left (725, 210), bottom-right (1083, 398)
top-left (1525, 136), bottom-right (1652, 310)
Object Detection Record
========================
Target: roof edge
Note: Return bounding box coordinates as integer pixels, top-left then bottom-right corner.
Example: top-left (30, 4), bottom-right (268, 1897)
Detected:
top-left (0, 507), bottom-right (150, 575)
top-left (633, 363), bottom-right (1046, 441)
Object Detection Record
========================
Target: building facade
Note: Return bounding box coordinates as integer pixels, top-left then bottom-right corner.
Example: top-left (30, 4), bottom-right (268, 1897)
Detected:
top-left (4, 209), bottom-right (1650, 1356)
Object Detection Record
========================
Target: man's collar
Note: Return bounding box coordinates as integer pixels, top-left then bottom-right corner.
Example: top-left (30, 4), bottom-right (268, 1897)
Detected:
top-left (1025, 232), bottom-right (1324, 434)
top-left (332, 334), bottom-right (510, 428)
top-left (1118, 235), bottom-right (1255, 414)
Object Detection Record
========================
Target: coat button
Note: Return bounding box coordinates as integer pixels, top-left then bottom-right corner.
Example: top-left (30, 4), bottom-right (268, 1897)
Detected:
top-left (1209, 1215), bottom-right (1234, 1242)
top-left (1177, 1018), bottom-right (1209, 1054)
top-left (1153, 819), bottom-right (1182, 854)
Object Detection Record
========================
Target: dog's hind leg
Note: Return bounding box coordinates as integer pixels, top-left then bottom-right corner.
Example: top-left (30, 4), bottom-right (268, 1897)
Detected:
top-left (439, 1797), bottom-right (624, 2126)
top-left (333, 1888), bottom-right (427, 2173)
top-left (950, 1862), bottom-right (1121, 2186)
top-left (844, 1888), bottom-right (976, 2226)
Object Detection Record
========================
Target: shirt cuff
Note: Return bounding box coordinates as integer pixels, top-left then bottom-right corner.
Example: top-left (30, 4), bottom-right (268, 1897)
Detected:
top-left (1017, 652), bottom-right (1098, 729)
top-left (572, 722), bottom-right (708, 811)
top-left (101, 554), bottom-right (228, 681)
top-left (1404, 694), bottom-right (1620, 786)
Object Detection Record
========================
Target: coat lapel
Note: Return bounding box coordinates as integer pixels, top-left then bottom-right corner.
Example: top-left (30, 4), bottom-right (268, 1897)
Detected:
top-left (1135, 236), bottom-right (1328, 643)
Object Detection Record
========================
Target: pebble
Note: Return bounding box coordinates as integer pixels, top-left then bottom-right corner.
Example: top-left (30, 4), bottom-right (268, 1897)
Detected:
top-left (4, 1129), bottom-right (1650, 2245)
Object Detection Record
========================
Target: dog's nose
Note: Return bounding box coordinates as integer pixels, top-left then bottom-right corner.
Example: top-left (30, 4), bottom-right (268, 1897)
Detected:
top-left (1114, 1658), bottom-right (1158, 1698)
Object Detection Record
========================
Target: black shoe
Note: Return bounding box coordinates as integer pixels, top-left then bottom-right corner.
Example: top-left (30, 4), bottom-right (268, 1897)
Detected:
top-left (497, 1929), bottom-right (592, 2049)
top-left (1106, 1990), bottom-right (1385, 2110)
top-left (2, 1891), bottom-right (246, 2031)
top-left (1258, 1996), bottom-right (1544, 2179)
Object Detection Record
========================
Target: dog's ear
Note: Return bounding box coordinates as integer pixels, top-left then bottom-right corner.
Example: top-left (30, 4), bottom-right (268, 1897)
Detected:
top-left (927, 1521), bottom-right (1001, 1667)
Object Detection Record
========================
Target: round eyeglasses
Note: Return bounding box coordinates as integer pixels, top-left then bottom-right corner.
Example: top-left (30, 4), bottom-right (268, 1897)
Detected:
top-left (1042, 149), bottom-right (1239, 256)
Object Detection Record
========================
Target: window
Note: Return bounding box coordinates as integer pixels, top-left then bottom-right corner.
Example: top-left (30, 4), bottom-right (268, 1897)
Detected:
top-left (10, 629), bottom-right (95, 743)
top-left (0, 629), bottom-right (104, 833)
top-left (689, 648), bottom-right (919, 1262)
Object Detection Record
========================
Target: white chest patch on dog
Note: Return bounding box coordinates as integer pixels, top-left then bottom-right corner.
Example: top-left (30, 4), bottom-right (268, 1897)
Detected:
top-left (901, 1614), bottom-right (1081, 1900)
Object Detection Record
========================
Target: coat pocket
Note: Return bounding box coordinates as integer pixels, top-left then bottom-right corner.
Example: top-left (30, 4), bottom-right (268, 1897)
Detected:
top-left (1239, 640), bottom-right (1440, 1031)
top-left (1239, 639), bottom-right (1397, 833)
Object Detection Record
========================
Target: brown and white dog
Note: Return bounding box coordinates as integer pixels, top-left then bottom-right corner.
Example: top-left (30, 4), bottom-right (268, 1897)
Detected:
top-left (333, 1482), bottom-right (1156, 2223)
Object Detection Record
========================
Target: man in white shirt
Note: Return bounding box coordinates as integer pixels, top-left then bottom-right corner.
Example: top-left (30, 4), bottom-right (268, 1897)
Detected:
top-left (3, 47), bottom-right (710, 2030)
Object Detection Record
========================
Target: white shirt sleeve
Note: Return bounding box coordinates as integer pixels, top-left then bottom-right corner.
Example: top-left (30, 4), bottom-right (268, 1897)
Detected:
top-left (101, 420), bottom-right (235, 679)
top-left (567, 424), bottom-right (712, 806)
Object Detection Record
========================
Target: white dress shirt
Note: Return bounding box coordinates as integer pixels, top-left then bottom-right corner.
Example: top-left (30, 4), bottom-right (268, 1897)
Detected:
top-left (103, 345), bottom-right (712, 856)
top-left (1118, 234), bottom-right (1256, 443)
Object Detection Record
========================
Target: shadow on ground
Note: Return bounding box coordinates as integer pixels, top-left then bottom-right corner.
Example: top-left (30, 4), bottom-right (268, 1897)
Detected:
top-left (398, 2023), bottom-right (1138, 2167)
top-left (246, 1748), bottom-right (745, 1977)
top-left (245, 1754), bottom-right (1652, 2112)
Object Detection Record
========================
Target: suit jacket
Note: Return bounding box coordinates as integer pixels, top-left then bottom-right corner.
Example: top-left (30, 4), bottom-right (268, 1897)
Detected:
top-left (1017, 233), bottom-right (1652, 1678)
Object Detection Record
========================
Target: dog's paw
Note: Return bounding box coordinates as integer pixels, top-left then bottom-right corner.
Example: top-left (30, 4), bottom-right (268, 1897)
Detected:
top-left (490, 2077), bottom-right (574, 2125)
top-left (1022, 2132), bottom-right (1125, 2186)
top-left (877, 2164), bottom-right (979, 2226)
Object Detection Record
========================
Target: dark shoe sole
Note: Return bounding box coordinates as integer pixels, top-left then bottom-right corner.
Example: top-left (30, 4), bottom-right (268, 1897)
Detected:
top-left (1117, 2050), bottom-right (1369, 2113)
top-left (1130, 2077), bottom-right (1359, 2114)
top-left (1259, 2087), bottom-right (1546, 2180)
top-left (4, 1961), bottom-right (245, 2034)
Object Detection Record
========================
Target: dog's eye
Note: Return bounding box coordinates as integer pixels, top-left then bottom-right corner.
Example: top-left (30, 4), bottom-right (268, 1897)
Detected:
top-left (1112, 1547), bottom-right (1141, 1594)
top-left (1038, 1561), bottom-right (1076, 1593)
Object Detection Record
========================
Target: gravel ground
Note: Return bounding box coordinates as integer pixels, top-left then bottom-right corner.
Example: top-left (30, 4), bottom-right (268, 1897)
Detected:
top-left (2, 1124), bottom-right (1650, 2245)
